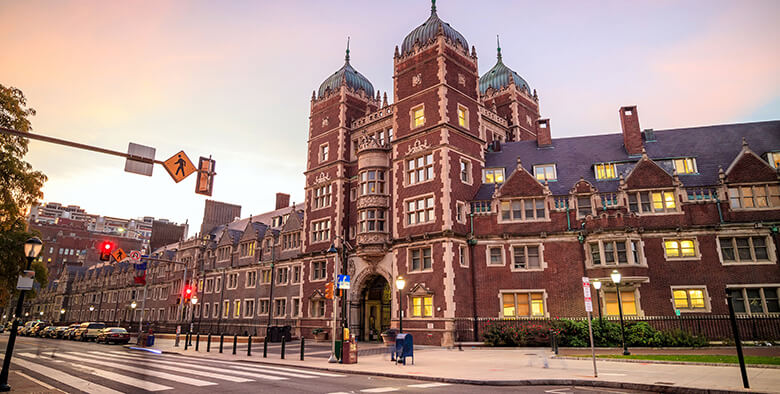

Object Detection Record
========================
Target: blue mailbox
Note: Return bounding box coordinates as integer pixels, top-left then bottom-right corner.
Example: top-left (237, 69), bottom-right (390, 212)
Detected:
top-left (394, 333), bottom-right (414, 365)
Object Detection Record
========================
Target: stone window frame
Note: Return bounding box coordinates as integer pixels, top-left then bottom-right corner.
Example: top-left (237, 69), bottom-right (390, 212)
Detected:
top-left (594, 162), bottom-right (618, 180)
top-left (232, 299), bottom-right (241, 318)
top-left (670, 285), bottom-right (711, 313)
top-left (411, 104), bottom-right (425, 129)
top-left (214, 276), bottom-right (222, 293)
top-left (498, 197), bottom-right (549, 223)
top-left (406, 153), bottom-right (434, 186)
top-left (226, 272), bottom-right (239, 290)
top-left (509, 243), bottom-right (546, 272)
top-left (483, 167), bottom-right (505, 184)
top-left (310, 217), bottom-right (331, 244)
top-left (410, 295), bottom-right (434, 318)
top-left (222, 299), bottom-right (230, 319)
top-left (672, 157), bottom-right (698, 175)
top-left (358, 208), bottom-right (386, 233)
top-left (459, 158), bottom-right (472, 185)
top-left (586, 237), bottom-right (646, 268)
top-left (243, 298), bottom-right (255, 318)
top-left (360, 169), bottom-right (387, 196)
top-left (310, 298), bottom-right (326, 317)
top-left (716, 233), bottom-right (777, 266)
top-left (274, 298), bottom-right (287, 318)
top-left (291, 265), bottom-right (301, 284)
top-left (312, 183), bottom-right (332, 210)
top-left (457, 104), bottom-right (469, 129)
top-left (533, 164), bottom-right (557, 182)
top-left (627, 189), bottom-right (681, 215)
top-left (727, 183), bottom-right (780, 211)
top-left (404, 194), bottom-right (435, 227)
top-left (576, 194), bottom-right (594, 219)
top-left (276, 266), bottom-right (289, 285)
top-left (726, 284), bottom-right (780, 315)
top-left (291, 297), bottom-right (301, 317)
top-left (407, 244), bottom-right (434, 273)
top-left (485, 244), bottom-right (506, 267)
top-left (257, 298), bottom-right (270, 316)
top-left (498, 289), bottom-right (548, 318)
top-left (202, 302), bottom-right (210, 319)
top-left (319, 142), bottom-right (329, 163)
top-left (310, 260), bottom-right (327, 282)
top-left (245, 270), bottom-right (257, 288)
top-left (216, 246), bottom-right (231, 262)
top-left (600, 285), bottom-right (644, 317)
top-left (239, 241), bottom-right (255, 258)
top-left (261, 269), bottom-right (272, 284)
top-left (458, 243), bottom-right (469, 267)
top-left (456, 201), bottom-right (467, 224)
top-left (662, 237), bottom-right (701, 261)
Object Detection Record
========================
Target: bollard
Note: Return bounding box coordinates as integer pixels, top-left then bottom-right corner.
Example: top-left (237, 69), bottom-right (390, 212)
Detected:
top-left (232, 334), bottom-right (237, 355)
top-left (207, 333), bottom-right (212, 352)
top-left (195, 333), bottom-right (200, 351)
top-left (281, 337), bottom-right (286, 359)
top-left (184, 334), bottom-right (189, 350)
top-left (300, 337), bottom-right (305, 361)
top-left (247, 335), bottom-right (252, 356)
top-left (219, 334), bottom-right (224, 353)
top-left (263, 336), bottom-right (268, 358)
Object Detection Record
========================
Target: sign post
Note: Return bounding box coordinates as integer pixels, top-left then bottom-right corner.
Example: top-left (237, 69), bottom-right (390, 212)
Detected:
top-left (582, 277), bottom-right (598, 378)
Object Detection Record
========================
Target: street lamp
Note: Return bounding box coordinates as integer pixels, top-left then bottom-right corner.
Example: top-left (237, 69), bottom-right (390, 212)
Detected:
top-left (610, 270), bottom-right (630, 355)
top-left (396, 276), bottom-right (406, 333)
top-left (592, 280), bottom-right (603, 323)
top-left (39, 311), bottom-right (44, 317)
top-left (1, 236), bottom-right (43, 392)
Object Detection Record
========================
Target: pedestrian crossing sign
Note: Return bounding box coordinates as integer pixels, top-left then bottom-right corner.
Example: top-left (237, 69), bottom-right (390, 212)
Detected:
top-left (111, 248), bottom-right (127, 262)
top-left (163, 150), bottom-right (196, 183)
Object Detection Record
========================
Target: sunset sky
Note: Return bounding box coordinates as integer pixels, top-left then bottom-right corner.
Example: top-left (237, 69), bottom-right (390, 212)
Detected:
top-left (1, 0), bottom-right (778, 235)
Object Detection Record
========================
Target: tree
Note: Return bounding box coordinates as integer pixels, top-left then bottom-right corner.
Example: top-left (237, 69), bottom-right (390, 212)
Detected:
top-left (0, 84), bottom-right (48, 308)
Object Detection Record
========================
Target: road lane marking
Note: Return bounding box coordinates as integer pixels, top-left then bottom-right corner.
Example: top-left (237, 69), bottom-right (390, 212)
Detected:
top-left (74, 352), bottom-right (252, 383)
top-left (361, 388), bottom-right (400, 393)
top-left (52, 353), bottom-right (217, 387)
top-left (12, 356), bottom-right (122, 394)
top-left (407, 383), bottom-right (451, 388)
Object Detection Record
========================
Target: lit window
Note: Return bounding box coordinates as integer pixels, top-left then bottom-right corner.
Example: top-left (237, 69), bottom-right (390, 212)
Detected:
top-left (767, 152), bottom-right (780, 168)
top-left (412, 295), bottom-right (433, 317)
top-left (628, 191), bottom-right (677, 214)
top-left (410, 247), bottom-right (432, 271)
top-left (502, 292), bottom-right (545, 317)
top-left (652, 191), bottom-right (676, 211)
top-left (673, 158), bottom-right (697, 174)
top-left (534, 164), bottom-right (557, 181)
top-left (719, 236), bottom-right (770, 263)
top-left (413, 106), bottom-right (425, 128)
top-left (728, 185), bottom-right (780, 209)
top-left (605, 291), bottom-right (637, 316)
top-left (407, 196), bottom-right (434, 225)
top-left (407, 154), bottom-right (434, 184)
top-left (457, 105), bottom-right (467, 128)
top-left (664, 239), bottom-right (697, 258)
top-left (483, 168), bottom-right (505, 184)
top-left (594, 163), bottom-right (617, 180)
top-left (233, 300), bottom-right (241, 318)
top-left (673, 288), bottom-right (706, 310)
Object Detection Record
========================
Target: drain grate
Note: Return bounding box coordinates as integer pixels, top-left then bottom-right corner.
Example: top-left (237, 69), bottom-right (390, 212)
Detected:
top-left (654, 382), bottom-right (675, 385)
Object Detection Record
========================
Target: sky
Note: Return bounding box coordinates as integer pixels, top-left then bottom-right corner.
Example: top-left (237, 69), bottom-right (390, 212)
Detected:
top-left (1, 0), bottom-right (778, 236)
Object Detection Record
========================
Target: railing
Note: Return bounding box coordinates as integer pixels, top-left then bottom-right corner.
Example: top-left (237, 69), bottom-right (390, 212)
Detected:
top-left (599, 193), bottom-right (619, 209)
top-left (471, 201), bottom-right (492, 215)
top-left (685, 187), bottom-right (718, 202)
top-left (351, 106), bottom-right (395, 129)
top-left (552, 196), bottom-right (570, 211)
top-left (454, 315), bottom-right (780, 343)
top-left (478, 106), bottom-right (508, 127)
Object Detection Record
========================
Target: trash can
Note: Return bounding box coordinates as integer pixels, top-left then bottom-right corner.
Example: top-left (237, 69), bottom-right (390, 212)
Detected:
top-left (334, 340), bottom-right (342, 361)
top-left (281, 325), bottom-right (292, 342)
top-left (146, 334), bottom-right (155, 346)
top-left (267, 326), bottom-right (281, 342)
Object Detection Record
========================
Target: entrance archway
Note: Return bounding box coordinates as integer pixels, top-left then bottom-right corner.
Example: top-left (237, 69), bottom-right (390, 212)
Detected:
top-left (359, 275), bottom-right (391, 342)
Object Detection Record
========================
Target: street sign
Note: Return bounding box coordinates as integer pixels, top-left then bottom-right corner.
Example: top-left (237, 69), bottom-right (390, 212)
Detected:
top-left (337, 275), bottom-right (351, 289)
top-left (582, 277), bottom-right (593, 312)
top-left (195, 156), bottom-right (216, 196)
top-left (675, 309), bottom-right (681, 316)
top-left (16, 270), bottom-right (35, 290)
top-left (128, 250), bottom-right (142, 261)
top-left (124, 143), bottom-right (156, 176)
top-left (163, 150), bottom-right (196, 183)
top-left (111, 248), bottom-right (127, 262)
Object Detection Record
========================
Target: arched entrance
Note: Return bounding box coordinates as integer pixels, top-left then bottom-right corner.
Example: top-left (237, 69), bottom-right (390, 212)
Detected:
top-left (359, 275), bottom-right (391, 342)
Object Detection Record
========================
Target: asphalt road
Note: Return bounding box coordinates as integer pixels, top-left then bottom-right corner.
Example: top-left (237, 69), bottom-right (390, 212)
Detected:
top-left (1, 334), bottom-right (643, 393)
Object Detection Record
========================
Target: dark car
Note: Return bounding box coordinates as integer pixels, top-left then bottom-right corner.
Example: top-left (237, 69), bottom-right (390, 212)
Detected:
top-left (74, 322), bottom-right (106, 341)
top-left (54, 326), bottom-right (69, 338)
top-left (96, 327), bottom-right (130, 344)
top-left (64, 323), bottom-right (81, 340)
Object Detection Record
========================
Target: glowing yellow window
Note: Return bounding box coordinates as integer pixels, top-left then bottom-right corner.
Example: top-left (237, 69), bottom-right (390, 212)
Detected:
top-left (458, 106), bottom-right (467, 127)
top-left (595, 163), bottom-right (617, 180)
top-left (605, 291), bottom-right (637, 316)
top-left (530, 293), bottom-right (544, 316)
top-left (412, 296), bottom-right (433, 317)
top-left (674, 289), bottom-right (706, 309)
top-left (664, 240), bottom-right (680, 257)
top-left (664, 192), bottom-right (676, 208)
top-left (673, 290), bottom-right (689, 308)
top-left (502, 293), bottom-right (515, 317)
top-left (680, 240), bottom-right (695, 256)
top-left (674, 158), bottom-right (697, 174)
top-left (413, 107), bottom-right (425, 128)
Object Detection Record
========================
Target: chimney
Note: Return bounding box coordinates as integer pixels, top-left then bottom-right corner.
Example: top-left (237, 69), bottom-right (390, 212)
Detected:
top-left (275, 193), bottom-right (290, 210)
top-left (619, 106), bottom-right (642, 155)
top-left (536, 119), bottom-right (551, 147)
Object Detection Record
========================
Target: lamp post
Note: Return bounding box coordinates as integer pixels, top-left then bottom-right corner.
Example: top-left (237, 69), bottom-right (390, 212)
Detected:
top-left (592, 280), bottom-right (603, 323)
top-left (396, 276), bottom-right (406, 333)
top-left (610, 270), bottom-right (630, 355)
top-left (1, 236), bottom-right (44, 392)
top-left (89, 305), bottom-right (95, 321)
top-left (130, 301), bottom-right (137, 325)
top-left (60, 309), bottom-right (65, 323)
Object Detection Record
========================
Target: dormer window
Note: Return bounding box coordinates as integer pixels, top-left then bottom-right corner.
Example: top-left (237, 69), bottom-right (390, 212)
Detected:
top-left (673, 158), bottom-right (697, 174)
top-left (594, 163), bottom-right (617, 180)
top-left (483, 168), bottom-right (505, 184)
top-left (533, 164), bottom-right (557, 182)
top-left (767, 152), bottom-right (780, 168)
top-left (728, 185), bottom-right (780, 209)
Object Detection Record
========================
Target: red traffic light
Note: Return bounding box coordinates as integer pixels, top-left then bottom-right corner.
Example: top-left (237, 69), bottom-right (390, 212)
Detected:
top-left (99, 241), bottom-right (115, 261)
top-left (185, 287), bottom-right (192, 295)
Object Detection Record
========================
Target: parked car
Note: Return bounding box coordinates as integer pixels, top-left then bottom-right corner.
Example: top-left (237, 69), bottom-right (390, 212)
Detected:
top-left (19, 321), bottom-right (37, 336)
top-left (63, 326), bottom-right (78, 340)
top-left (54, 326), bottom-right (70, 338)
top-left (0, 324), bottom-right (5, 334)
top-left (96, 327), bottom-right (130, 344)
top-left (30, 322), bottom-right (50, 337)
top-left (41, 326), bottom-right (57, 338)
top-left (74, 322), bottom-right (106, 341)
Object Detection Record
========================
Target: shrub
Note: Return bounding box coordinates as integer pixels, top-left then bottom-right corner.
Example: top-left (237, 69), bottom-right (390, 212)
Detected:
top-left (548, 319), bottom-right (708, 348)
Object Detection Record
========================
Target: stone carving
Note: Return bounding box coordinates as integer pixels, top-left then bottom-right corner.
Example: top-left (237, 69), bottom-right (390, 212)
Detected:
top-left (412, 73), bottom-right (422, 87)
top-left (406, 139), bottom-right (430, 155)
top-left (347, 259), bottom-right (356, 276)
top-left (313, 172), bottom-right (330, 185)
top-left (458, 73), bottom-right (465, 86)
top-left (357, 195), bottom-right (389, 209)
top-left (322, 117), bottom-right (329, 127)
top-left (526, 114), bottom-right (533, 126)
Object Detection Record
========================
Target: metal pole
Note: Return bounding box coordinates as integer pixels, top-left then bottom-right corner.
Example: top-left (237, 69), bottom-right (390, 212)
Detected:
top-left (328, 249), bottom-right (339, 363)
top-left (0, 257), bottom-right (33, 392)
top-left (232, 334), bottom-right (237, 355)
top-left (139, 284), bottom-right (147, 336)
top-left (281, 337), bottom-right (286, 359)
top-left (615, 283), bottom-right (630, 355)
top-left (207, 333), bottom-right (212, 352)
top-left (399, 288), bottom-right (403, 333)
top-left (263, 336), bottom-right (268, 358)
top-left (219, 333), bottom-right (224, 353)
top-left (727, 292), bottom-right (750, 389)
top-left (587, 310), bottom-right (598, 377)
top-left (195, 333), bottom-right (200, 351)
top-left (180, 265), bottom-right (187, 322)
top-left (197, 242), bottom-right (206, 333)
top-left (247, 335), bottom-right (252, 356)
top-left (300, 337), bottom-right (305, 361)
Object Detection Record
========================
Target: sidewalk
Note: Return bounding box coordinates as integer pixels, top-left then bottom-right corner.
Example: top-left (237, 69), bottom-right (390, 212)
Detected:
top-left (132, 338), bottom-right (780, 393)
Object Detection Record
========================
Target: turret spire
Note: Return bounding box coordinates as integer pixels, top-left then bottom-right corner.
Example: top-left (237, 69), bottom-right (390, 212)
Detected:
top-left (496, 34), bottom-right (502, 61)
top-left (345, 36), bottom-right (350, 63)
top-left (431, 0), bottom-right (437, 15)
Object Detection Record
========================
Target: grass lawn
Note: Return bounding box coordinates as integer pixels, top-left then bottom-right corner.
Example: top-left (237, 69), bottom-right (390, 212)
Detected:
top-left (591, 354), bottom-right (780, 366)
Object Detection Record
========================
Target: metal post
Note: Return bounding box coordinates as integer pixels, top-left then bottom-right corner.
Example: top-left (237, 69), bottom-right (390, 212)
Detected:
top-left (139, 284), bottom-right (147, 336)
top-left (300, 337), bottom-right (305, 361)
top-left (281, 337), bottom-right (286, 359)
top-left (399, 288), bottom-right (403, 333)
top-left (232, 334), bottom-right (237, 355)
top-left (180, 265), bottom-right (187, 322)
top-left (247, 335), bottom-right (252, 356)
top-left (184, 334), bottom-right (189, 350)
top-left (0, 256), bottom-right (34, 392)
top-left (727, 292), bottom-right (750, 389)
top-left (263, 336), bottom-right (268, 358)
top-left (615, 283), bottom-right (630, 355)
top-left (207, 333), bottom-right (212, 352)
top-left (328, 246), bottom-right (339, 363)
top-left (195, 333), bottom-right (200, 351)
top-left (587, 310), bottom-right (598, 378)
top-left (219, 333), bottom-right (224, 353)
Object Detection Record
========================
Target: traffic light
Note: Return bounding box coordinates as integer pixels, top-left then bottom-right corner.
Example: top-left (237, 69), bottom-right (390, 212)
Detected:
top-left (183, 285), bottom-right (194, 303)
top-left (325, 282), bottom-right (334, 299)
top-left (195, 156), bottom-right (216, 196)
top-left (99, 241), bottom-right (114, 261)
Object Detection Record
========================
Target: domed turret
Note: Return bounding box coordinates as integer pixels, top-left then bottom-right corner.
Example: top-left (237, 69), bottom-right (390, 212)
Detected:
top-left (479, 36), bottom-right (531, 94)
top-left (400, 0), bottom-right (469, 56)
top-left (317, 39), bottom-right (375, 99)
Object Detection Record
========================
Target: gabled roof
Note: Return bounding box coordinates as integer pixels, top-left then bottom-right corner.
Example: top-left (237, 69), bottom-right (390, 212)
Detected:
top-left (725, 140), bottom-right (779, 183)
top-left (281, 209), bottom-right (303, 233)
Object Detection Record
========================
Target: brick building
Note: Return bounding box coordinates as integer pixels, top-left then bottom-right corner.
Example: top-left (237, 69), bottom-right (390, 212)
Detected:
top-left (28, 2), bottom-right (780, 346)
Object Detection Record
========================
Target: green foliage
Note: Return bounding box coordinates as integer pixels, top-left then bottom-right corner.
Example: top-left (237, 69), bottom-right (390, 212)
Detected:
top-left (483, 321), bottom-right (553, 347)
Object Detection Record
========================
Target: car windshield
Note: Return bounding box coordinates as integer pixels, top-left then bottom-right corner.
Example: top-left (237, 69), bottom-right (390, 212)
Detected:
top-left (109, 328), bottom-right (127, 333)
top-left (88, 323), bottom-right (105, 329)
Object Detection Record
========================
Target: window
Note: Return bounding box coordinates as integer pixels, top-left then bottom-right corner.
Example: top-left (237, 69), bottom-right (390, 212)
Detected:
top-left (407, 247), bottom-right (433, 272)
top-left (311, 299), bottom-right (326, 317)
top-left (245, 271), bottom-right (257, 288)
top-left (282, 232), bottom-right (301, 250)
top-left (664, 239), bottom-right (697, 259)
top-left (311, 219), bottom-right (330, 243)
top-left (672, 288), bottom-right (707, 311)
top-left (412, 106), bottom-right (425, 128)
top-left (203, 303), bottom-right (210, 318)
top-left (594, 163), bottom-right (617, 180)
top-left (216, 246), bottom-right (231, 262)
top-left (456, 201), bottom-right (465, 223)
top-left (407, 154), bottom-right (434, 184)
top-left (313, 184), bottom-right (332, 209)
top-left (387, 128), bottom-right (393, 142)
top-left (627, 191), bottom-right (677, 214)
top-left (500, 198), bottom-right (547, 221)
top-left (589, 240), bottom-right (642, 266)
top-left (239, 241), bottom-right (255, 258)
top-left (214, 277), bottom-right (222, 293)
top-left (457, 105), bottom-right (468, 128)
top-left (276, 267), bottom-right (289, 285)
top-left (319, 143), bottom-right (329, 162)
top-left (222, 300), bottom-right (230, 318)
top-left (291, 298), bottom-right (300, 317)
top-left (605, 290), bottom-right (637, 316)
top-left (460, 159), bottom-right (471, 183)
top-left (577, 196), bottom-right (592, 218)
top-left (534, 164), bottom-right (557, 182)
top-left (292, 266), bottom-right (301, 283)
top-left (483, 168), bottom-right (504, 184)
top-left (512, 245), bottom-right (541, 270)
top-left (502, 292), bottom-right (545, 317)
top-left (311, 261), bottom-right (326, 281)
top-left (260, 269), bottom-right (271, 284)
top-left (407, 196), bottom-right (434, 225)
top-left (719, 236), bottom-right (771, 264)
top-left (673, 158), bottom-right (697, 174)
top-left (411, 295), bottom-right (433, 317)
top-left (459, 245), bottom-right (468, 267)
top-left (727, 287), bottom-right (780, 315)
top-left (359, 170), bottom-right (385, 195)
top-left (359, 209), bottom-right (386, 233)
top-left (488, 246), bottom-right (504, 266)
top-left (244, 299), bottom-right (255, 318)
top-left (258, 299), bottom-right (269, 315)
top-left (274, 299), bottom-right (286, 317)
top-left (227, 273), bottom-right (238, 290)
top-left (728, 185), bottom-right (780, 209)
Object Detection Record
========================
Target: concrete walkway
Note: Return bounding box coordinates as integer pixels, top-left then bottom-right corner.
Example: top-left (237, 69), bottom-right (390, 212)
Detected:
top-left (130, 337), bottom-right (780, 393)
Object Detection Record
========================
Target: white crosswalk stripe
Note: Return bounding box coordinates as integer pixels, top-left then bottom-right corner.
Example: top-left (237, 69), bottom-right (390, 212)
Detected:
top-left (67, 362), bottom-right (174, 392)
top-left (13, 356), bottom-right (123, 394)
top-left (408, 382), bottom-right (452, 388)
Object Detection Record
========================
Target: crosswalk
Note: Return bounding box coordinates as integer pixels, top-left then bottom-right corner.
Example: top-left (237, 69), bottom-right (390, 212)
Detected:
top-left (11, 349), bottom-right (346, 393)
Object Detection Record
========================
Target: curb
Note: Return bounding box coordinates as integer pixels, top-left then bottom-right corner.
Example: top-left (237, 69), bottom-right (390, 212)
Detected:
top-left (125, 347), bottom-right (762, 394)
top-left (555, 356), bottom-right (780, 369)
